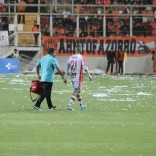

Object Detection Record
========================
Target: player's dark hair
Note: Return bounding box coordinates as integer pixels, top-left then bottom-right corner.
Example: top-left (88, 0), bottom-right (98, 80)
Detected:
top-left (48, 48), bottom-right (55, 54)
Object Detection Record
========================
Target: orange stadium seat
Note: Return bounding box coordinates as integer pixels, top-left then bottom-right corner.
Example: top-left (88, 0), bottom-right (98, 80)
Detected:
top-left (141, 10), bottom-right (147, 14)
top-left (79, 28), bottom-right (82, 34)
top-left (114, 22), bottom-right (120, 27)
top-left (52, 28), bottom-right (58, 36)
top-left (104, 0), bottom-right (111, 5)
top-left (147, 10), bottom-right (153, 15)
top-left (84, 9), bottom-right (89, 14)
top-left (153, 0), bottom-right (156, 5)
top-left (93, 25), bottom-right (98, 30)
top-left (74, 6), bottom-right (83, 13)
top-left (151, 22), bottom-right (156, 29)
top-left (151, 22), bottom-right (156, 35)
top-left (142, 11), bottom-right (148, 23)
top-left (87, 25), bottom-right (91, 33)
top-left (0, 5), bottom-right (4, 12)
top-left (112, 11), bottom-right (119, 22)
top-left (58, 28), bottom-right (65, 36)
top-left (41, 18), bottom-right (49, 24)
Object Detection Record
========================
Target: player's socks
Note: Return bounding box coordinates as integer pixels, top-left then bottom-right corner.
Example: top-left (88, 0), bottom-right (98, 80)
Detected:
top-left (78, 97), bottom-right (86, 110)
top-left (77, 97), bottom-right (83, 105)
top-left (68, 95), bottom-right (76, 107)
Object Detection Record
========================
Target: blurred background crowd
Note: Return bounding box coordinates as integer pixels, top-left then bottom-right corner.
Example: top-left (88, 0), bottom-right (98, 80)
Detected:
top-left (0, 0), bottom-right (156, 37)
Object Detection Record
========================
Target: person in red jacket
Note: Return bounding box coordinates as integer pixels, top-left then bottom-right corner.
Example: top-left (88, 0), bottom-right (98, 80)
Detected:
top-left (118, 49), bottom-right (124, 75)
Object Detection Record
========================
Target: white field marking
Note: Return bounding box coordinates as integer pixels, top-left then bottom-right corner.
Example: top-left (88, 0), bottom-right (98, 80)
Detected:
top-left (98, 98), bottom-right (136, 102)
top-left (111, 94), bottom-right (135, 95)
top-left (12, 88), bottom-right (23, 90)
top-left (109, 86), bottom-right (127, 92)
top-left (137, 92), bottom-right (152, 95)
top-left (110, 76), bottom-right (141, 81)
top-left (0, 95), bottom-right (62, 100)
top-left (10, 79), bottom-right (25, 82)
top-left (15, 75), bottom-right (20, 78)
top-left (53, 90), bottom-right (71, 93)
top-left (67, 84), bottom-right (72, 87)
top-left (106, 88), bottom-right (121, 92)
top-left (98, 86), bottom-right (129, 92)
top-left (114, 86), bottom-right (129, 88)
top-left (20, 83), bottom-right (30, 86)
top-left (1, 88), bottom-right (24, 90)
top-left (132, 86), bottom-right (148, 88)
top-left (9, 80), bottom-right (30, 84)
top-left (92, 93), bottom-right (108, 97)
top-left (89, 92), bottom-right (135, 96)
top-left (54, 80), bottom-right (65, 82)
top-left (9, 82), bottom-right (30, 85)
top-left (1, 88), bottom-right (9, 89)
top-left (14, 74), bottom-right (34, 77)
top-left (0, 78), bottom-right (10, 81)
top-left (99, 86), bottom-right (106, 89)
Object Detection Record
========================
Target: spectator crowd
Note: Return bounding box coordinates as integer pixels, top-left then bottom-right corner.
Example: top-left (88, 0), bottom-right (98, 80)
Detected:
top-left (0, 0), bottom-right (156, 38)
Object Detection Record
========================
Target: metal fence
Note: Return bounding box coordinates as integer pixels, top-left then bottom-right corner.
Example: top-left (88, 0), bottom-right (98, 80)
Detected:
top-left (0, 3), bottom-right (155, 38)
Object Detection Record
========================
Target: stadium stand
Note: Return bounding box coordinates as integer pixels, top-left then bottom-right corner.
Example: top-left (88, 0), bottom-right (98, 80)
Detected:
top-left (0, 0), bottom-right (156, 43)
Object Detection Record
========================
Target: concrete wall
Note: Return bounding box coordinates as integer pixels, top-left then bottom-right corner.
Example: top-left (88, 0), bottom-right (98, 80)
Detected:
top-left (123, 55), bottom-right (153, 74)
top-left (0, 46), bottom-right (152, 74)
top-left (56, 55), bottom-right (153, 74)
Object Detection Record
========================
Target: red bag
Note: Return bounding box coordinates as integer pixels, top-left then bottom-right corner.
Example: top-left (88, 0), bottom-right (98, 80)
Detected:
top-left (30, 80), bottom-right (43, 102)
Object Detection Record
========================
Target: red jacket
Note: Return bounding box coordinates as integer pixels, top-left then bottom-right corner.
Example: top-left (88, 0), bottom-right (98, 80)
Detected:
top-left (118, 51), bottom-right (124, 61)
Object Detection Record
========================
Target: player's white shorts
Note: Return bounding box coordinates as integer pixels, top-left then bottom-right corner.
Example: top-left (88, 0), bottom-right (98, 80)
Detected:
top-left (71, 81), bottom-right (82, 89)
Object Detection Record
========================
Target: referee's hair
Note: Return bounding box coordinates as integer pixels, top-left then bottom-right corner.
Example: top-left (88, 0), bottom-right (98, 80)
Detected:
top-left (48, 48), bottom-right (55, 54)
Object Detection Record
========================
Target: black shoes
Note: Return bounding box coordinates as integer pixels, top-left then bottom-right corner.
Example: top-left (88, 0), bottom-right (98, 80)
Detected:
top-left (33, 105), bottom-right (56, 111)
top-left (33, 105), bottom-right (42, 111)
top-left (49, 106), bottom-right (56, 110)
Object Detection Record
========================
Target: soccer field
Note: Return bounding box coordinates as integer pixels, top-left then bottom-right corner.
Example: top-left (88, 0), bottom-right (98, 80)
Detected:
top-left (0, 74), bottom-right (156, 156)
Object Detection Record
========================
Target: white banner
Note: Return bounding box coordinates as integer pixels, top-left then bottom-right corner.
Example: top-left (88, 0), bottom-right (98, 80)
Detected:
top-left (0, 31), bottom-right (9, 46)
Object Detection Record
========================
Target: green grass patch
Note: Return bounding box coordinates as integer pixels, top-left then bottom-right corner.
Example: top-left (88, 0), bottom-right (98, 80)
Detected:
top-left (0, 74), bottom-right (156, 156)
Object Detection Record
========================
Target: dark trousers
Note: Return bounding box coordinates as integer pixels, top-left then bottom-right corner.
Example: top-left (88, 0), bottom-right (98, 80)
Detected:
top-left (35, 82), bottom-right (53, 109)
top-left (34, 34), bottom-right (38, 45)
top-left (118, 61), bottom-right (123, 74)
top-left (106, 60), bottom-right (114, 73)
top-left (18, 12), bottom-right (25, 24)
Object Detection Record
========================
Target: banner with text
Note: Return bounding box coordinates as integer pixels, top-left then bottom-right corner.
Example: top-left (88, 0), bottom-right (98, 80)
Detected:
top-left (42, 36), bottom-right (155, 57)
top-left (0, 31), bottom-right (9, 46)
top-left (0, 58), bottom-right (19, 74)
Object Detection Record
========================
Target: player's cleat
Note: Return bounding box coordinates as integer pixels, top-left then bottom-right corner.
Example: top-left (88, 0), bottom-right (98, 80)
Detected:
top-left (49, 106), bottom-right (56, 110)
top-left (80, 104), bottom-right (86, 110)
top-left (66, 105), bottom-right (74, 111)
top-left (33, 105), bottom-right (42, 111)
